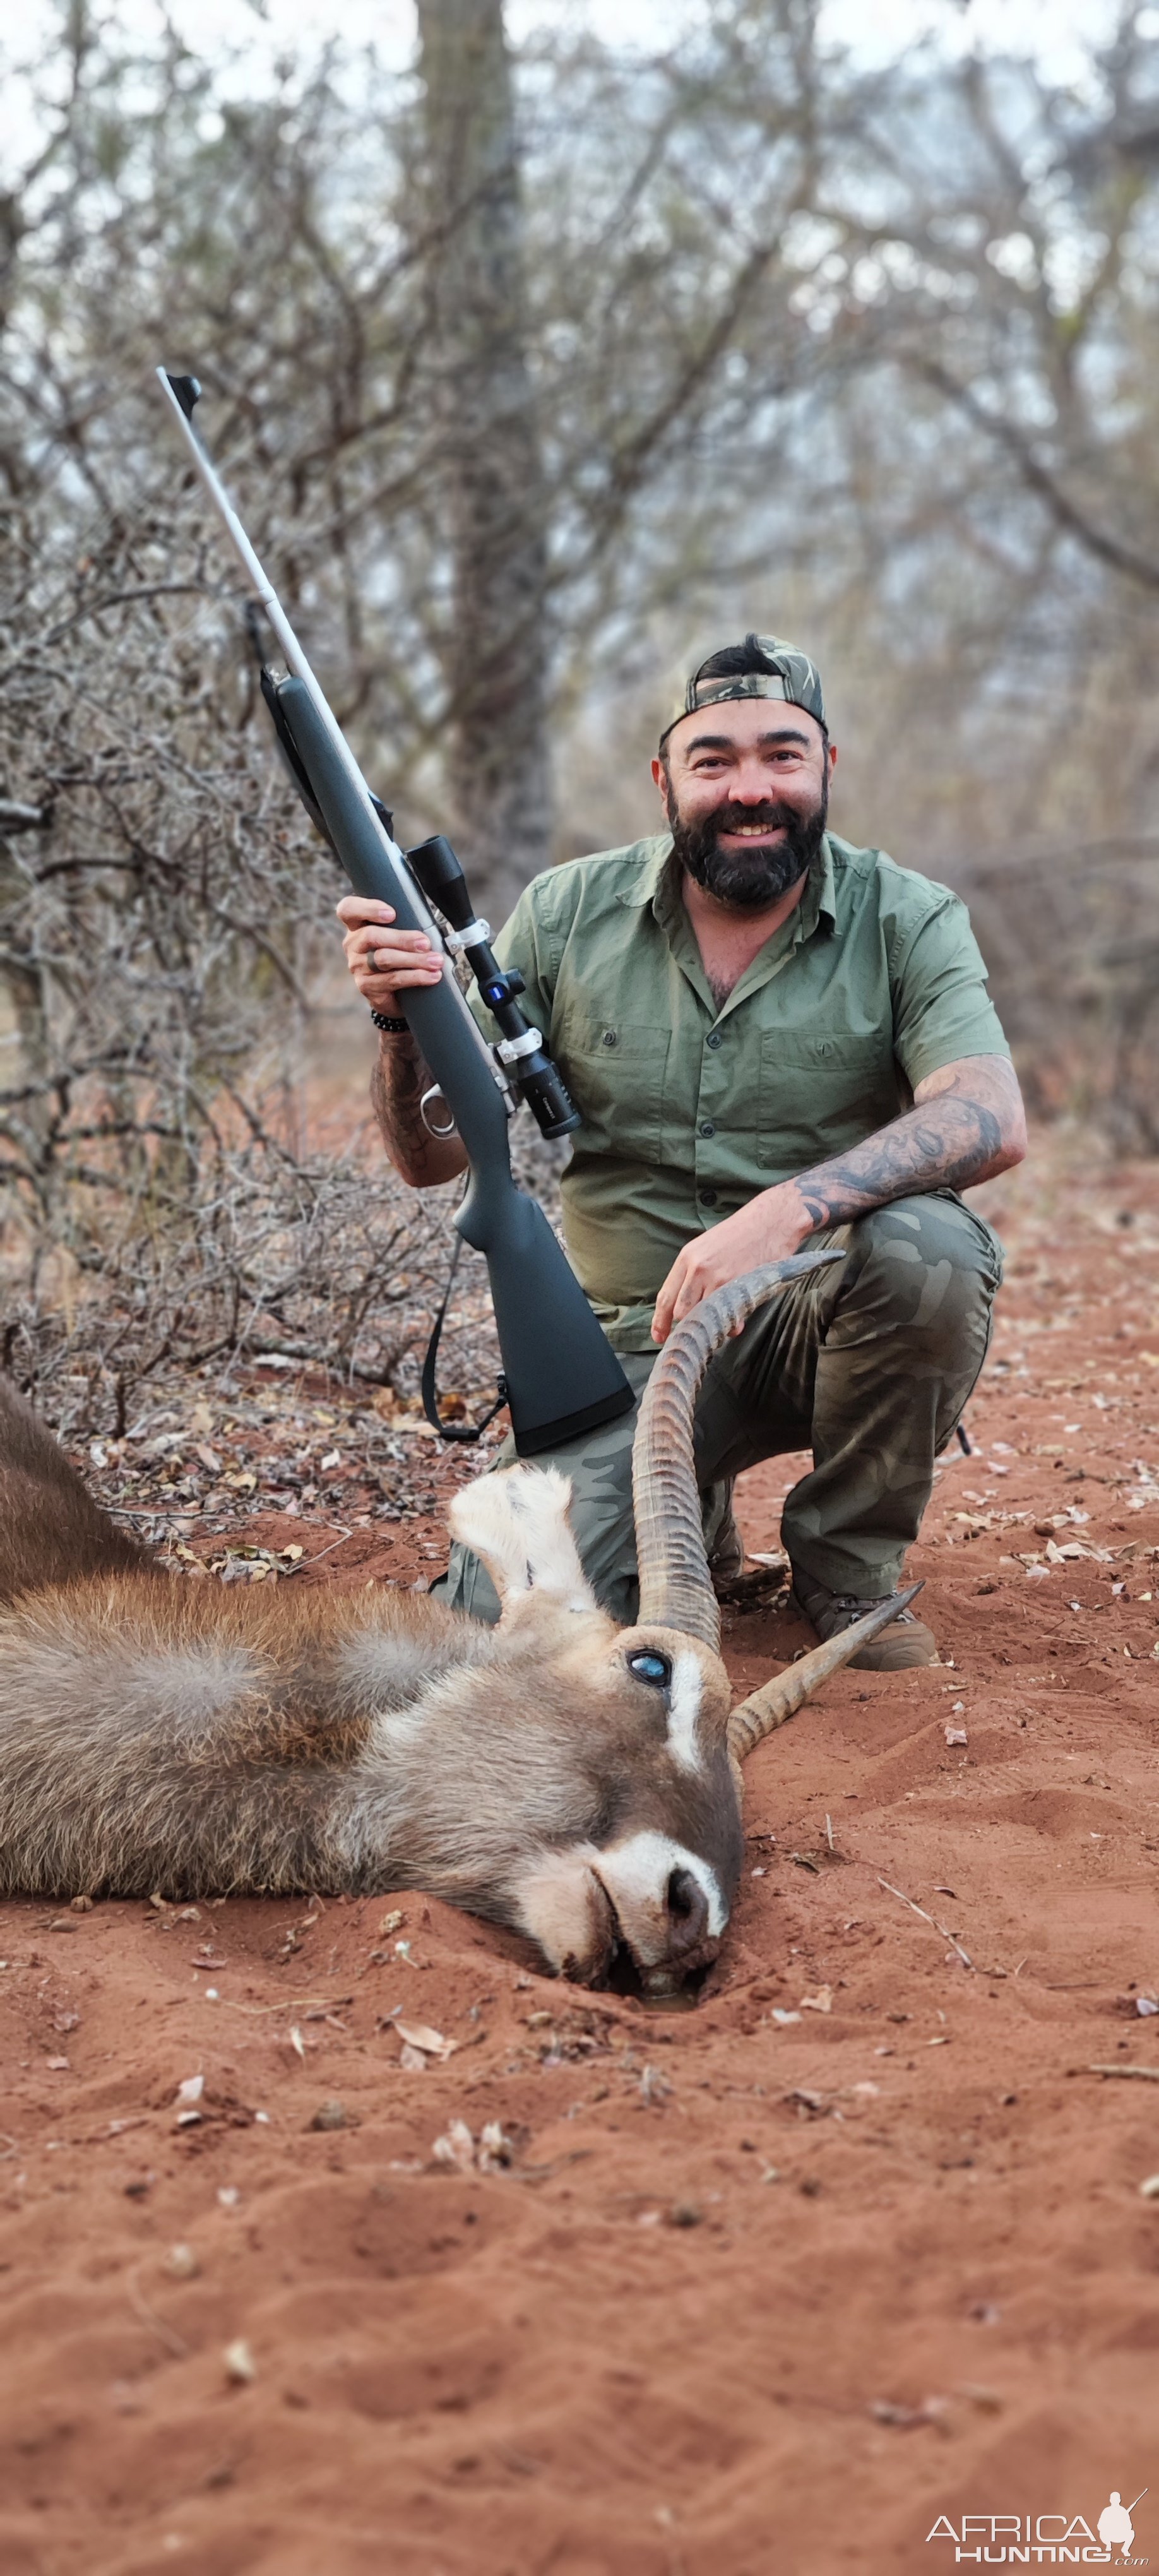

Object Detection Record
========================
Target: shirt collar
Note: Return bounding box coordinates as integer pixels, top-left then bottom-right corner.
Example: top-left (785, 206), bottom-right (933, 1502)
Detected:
top-left (799, 833), bottom-right (836, 938)
top-left (615, 835), bottom-right (673, 910)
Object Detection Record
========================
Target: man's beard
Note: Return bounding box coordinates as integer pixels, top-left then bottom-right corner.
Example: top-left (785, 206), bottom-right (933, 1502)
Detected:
top-left (668, 776), bottom-right (828, 910)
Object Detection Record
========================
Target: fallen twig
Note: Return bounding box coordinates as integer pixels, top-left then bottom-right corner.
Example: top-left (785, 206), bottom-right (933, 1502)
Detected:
top-left (217, 1992), bottom-right (353, 2018)
top-left (879, 1877), bottom-right (975, 1971)
top-left (507, 2149), bottom-right (593, 2185)
top-left (1088, 2063), bottom-right (1159, 2083)
top-left (127, 2262), bottom-right (189, 2359)
top-left (295, 1527), bottom-right (354, 1570)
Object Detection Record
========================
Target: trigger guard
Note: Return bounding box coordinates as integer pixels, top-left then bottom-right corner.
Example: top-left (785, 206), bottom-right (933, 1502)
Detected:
top-left (420, 1083), bottom-right (457, 1140)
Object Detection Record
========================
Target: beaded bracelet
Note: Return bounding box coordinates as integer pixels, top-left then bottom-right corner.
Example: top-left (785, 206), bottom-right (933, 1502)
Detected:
top-left (371, 1009), bottom-right (410, 1035)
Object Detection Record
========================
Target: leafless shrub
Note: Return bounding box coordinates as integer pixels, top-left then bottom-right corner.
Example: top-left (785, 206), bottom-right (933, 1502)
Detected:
top-left (953, 836), bottom-right (1159, 1154)
top-left (0, 455), bottom-right (467, 1436)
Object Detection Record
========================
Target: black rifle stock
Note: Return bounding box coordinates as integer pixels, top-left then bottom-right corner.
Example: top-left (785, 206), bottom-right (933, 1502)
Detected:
top-left (156, 369), bottom-right (633, 1456)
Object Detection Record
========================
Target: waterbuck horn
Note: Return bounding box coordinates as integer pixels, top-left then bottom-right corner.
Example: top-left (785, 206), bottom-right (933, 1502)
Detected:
top-left (726, 1583), bottom-right (925, 1764)
top-left (631, 1248), bottom-right (843, 1650)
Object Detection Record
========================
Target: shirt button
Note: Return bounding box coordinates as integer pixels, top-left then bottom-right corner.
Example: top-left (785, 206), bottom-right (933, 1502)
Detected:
top-left (601, 1028), bottom-right (618, 1048)
top-left (699, 1120), bottom-right (716, 1138)
top-left (706, 1031), bottom-right (722, 1050)
top-left (699, 1186), bottom-right (718, 1207)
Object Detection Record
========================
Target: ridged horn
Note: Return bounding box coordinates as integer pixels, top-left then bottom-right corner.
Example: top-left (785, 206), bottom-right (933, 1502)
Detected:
top-left (727, 1583), bottom-right (925, 1761)
top-left (631, 1248), bottom-right (844, 1651)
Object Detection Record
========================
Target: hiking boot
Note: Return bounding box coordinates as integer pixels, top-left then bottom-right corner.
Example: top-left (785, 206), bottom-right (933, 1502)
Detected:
top-left (789, 1570), bottom-right (939, 1671)
top-left (708, 1508), bottom-right (746, 1594)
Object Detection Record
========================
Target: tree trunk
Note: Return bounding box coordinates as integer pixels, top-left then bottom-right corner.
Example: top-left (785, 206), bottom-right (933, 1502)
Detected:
top-left (415, 0), bottom-right (552, 919)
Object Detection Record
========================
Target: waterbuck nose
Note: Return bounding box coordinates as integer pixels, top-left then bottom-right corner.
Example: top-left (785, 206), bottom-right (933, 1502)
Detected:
top-left (665, 1866), bottom-right (709, 1955)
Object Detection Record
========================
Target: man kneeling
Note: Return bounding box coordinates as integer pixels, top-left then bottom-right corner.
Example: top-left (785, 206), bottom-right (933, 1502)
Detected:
top-left (338, 633), bottom-right (1025, 1671)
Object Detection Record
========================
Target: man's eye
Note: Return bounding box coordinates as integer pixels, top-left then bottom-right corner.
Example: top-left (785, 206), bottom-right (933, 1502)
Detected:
top-left (627, 1650), bottom-right (672, 1688)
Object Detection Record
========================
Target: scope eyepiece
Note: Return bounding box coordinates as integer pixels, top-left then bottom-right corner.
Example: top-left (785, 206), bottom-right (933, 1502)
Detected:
top-left (520, 1062), bottom-right (581, 1141)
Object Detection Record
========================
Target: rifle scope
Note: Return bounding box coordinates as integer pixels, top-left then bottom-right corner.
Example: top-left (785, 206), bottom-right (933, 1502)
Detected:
top-left (258, 658), bottom-right (580, 1144)
top-left (405, 835), bottom-right (580, 1143)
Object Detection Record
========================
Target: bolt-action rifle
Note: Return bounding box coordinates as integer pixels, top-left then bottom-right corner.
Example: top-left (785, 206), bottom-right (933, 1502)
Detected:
top-left (157, 369), bottom-right (633, 1456)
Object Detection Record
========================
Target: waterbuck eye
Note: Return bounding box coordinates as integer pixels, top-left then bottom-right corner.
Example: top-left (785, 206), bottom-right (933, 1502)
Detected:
top-left (627, 1650), bottom-right (672, 1689)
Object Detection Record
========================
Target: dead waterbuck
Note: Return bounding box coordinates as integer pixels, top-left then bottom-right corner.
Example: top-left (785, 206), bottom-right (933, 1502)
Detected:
top-left (0, 1256), bottom-right (911, 1989)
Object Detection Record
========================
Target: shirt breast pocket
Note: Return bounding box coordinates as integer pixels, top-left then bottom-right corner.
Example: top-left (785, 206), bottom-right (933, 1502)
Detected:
top-left (557, 1018), bottom-right (672, 1161)
top-left (757, 1030), bottom-right (899, 1172)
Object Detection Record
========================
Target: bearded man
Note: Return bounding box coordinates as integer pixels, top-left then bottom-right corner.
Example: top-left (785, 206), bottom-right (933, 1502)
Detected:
top-left (338, 633), bottom-right (1025, 1669)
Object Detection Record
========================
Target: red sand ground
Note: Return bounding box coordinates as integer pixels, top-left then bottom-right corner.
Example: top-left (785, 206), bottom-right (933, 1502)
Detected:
top-left (3, 1136), bottom-right (1159, 2575)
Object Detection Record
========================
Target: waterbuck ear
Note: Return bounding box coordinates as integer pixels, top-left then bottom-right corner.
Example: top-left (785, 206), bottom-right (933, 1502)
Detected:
top-left (448, 1465), bottom-right (598, 1615)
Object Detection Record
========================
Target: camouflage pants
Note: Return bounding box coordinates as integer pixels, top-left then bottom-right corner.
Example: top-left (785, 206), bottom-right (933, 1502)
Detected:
top-left (436, 1192), bottom-right (1003, 1627)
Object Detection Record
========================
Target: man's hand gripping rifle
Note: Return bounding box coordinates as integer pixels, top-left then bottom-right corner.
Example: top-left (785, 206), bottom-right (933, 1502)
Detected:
top-left (157, 369), bottom-right (633, 1457)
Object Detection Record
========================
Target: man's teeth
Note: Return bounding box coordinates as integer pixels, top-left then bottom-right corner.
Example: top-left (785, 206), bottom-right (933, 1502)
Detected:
top-left (730, 823), bottom-right (775, 836)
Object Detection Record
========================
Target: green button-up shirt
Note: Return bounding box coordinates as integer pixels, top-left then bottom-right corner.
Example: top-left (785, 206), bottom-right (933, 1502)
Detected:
top-left (473, 830), bottom-right (1009, 1352)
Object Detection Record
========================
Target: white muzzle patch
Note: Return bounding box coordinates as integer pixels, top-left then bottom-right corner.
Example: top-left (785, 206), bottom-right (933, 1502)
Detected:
top-left (595, 1829), bottom-right (726, 1965)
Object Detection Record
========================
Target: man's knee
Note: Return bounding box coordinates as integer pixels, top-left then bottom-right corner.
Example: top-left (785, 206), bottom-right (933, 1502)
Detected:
top-left (436, 1541), bottom-right (502, 1626)
top-left (838, 1194), bottom-right (1002, 1347)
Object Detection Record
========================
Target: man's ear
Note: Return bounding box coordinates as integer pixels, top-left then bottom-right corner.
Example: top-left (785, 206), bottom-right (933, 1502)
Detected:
top-left (448, 1465), bottom-right (598, 1616)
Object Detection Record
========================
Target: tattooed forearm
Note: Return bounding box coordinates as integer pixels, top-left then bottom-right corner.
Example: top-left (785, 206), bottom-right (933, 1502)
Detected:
top-left (369, 1035), bottom-right (469, 1189)
top-left (791, 1056), bottom-right (1026, 1232)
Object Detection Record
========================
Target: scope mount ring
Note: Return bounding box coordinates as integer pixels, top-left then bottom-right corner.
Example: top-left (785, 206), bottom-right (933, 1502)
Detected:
top-left (495, 1027), bottom-right (544, 1065)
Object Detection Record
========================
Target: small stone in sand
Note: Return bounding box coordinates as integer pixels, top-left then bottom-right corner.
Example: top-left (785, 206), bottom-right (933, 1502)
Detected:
top-left (309, 2099), bottom-right (347, 2132)
top-left (223, 2339), bottom-right (256, 2384)
top-left (163, 2243), bottom-right (199, 2279)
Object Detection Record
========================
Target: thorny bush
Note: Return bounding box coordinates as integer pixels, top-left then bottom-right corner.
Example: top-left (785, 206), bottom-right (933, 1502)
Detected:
top-left (0, 503), bottom-right (477, 1436)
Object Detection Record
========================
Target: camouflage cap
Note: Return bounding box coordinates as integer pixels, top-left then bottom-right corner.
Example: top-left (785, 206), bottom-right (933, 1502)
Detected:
top-left (659, 634), bottom-right (826, 749)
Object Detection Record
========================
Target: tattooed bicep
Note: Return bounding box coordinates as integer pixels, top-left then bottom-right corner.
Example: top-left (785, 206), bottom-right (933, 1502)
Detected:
top-left (912, 1054), bottom-right (1020, 1109)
